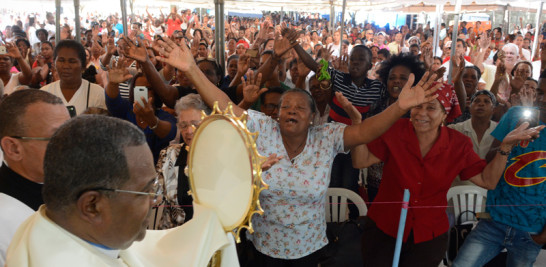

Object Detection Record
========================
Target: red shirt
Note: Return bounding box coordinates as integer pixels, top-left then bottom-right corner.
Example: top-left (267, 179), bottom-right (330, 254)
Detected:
top-left (367, 119), bottom-right (486, 243)
top-left (166, 18), bottom-right (182, 36)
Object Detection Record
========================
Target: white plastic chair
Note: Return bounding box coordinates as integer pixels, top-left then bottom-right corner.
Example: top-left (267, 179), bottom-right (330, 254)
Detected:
top-left (325, 188), bottom-right (367, 223)
top-left (447, 185), bottom-right (488, 225)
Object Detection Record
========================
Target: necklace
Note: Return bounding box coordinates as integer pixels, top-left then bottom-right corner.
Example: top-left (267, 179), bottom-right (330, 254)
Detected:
top-left (282, 137), bottom-right (306, 155)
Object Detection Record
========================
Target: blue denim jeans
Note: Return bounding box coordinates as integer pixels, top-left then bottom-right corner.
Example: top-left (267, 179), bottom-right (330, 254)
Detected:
top-left (453, 219), bottom-right (542, 267)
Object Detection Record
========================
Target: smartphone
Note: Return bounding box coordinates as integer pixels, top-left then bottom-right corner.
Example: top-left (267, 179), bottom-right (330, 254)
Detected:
top-left (0, 46), bottom-right (6, 55)
top-left (134, 86), bottom-right (148, 107)
top-left (246, 49), bottom-right (258, 57)
top-left (521, 108), bottom-right (540, 128)
top-left (67, 105), bottom-right (77, 117)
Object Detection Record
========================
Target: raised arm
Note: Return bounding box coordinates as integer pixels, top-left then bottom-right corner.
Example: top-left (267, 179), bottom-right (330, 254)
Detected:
top-left (470, 122), bottom-right (545, 189)
top-left (451, 54), bottom-right (467, 112)
top-left (155, 37), bottom-right (245, 116)
top-left (121, 36), bottom-right (180, 108)
top-left (105, 57), bottom-right (133, 99)
top-left (294, 42), bottom-right (319, 72)
top-left (335, 91), bottom-right (382, 168)
top-left (6, 43), bottom-right (31, 85)
top-left (343, 72), bottom-right (441, 150)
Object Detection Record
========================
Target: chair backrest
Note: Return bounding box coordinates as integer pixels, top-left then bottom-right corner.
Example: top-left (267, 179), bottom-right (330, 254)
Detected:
top-left (147, 202), bottom-right (164, 230)
top-left (446, 185), bottom-right (487, 224)
top-left (325, 187), bottom-right (367, 223)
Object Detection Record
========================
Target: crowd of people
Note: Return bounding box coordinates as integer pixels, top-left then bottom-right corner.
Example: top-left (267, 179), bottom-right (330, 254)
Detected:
top-left (1, 6), bottom-right (546, 267)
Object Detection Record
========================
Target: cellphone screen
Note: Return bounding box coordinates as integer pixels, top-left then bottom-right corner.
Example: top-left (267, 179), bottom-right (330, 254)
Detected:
top-left (520, 108), bottom-right (540, 128)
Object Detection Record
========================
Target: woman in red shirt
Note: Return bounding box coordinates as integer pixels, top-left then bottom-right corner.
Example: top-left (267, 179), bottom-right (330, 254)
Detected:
top-left (165, 6), bottom-right (182, 37)
top-left (353, 76), bottom-right (544, 266)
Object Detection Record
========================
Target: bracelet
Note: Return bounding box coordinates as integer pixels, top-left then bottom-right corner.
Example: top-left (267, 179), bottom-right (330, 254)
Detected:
top-left (319, 81), bottom-right (332, 91)
top-left (498, 147), bottom-right (512, 156)
top-left (149, 117), bottom-right (160, 130)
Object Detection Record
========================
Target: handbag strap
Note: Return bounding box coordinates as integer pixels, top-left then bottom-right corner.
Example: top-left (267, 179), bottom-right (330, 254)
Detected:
top-left (456, 210), bottom-right (477, 225)
top-left (86, 81), bottom-right (90, 110)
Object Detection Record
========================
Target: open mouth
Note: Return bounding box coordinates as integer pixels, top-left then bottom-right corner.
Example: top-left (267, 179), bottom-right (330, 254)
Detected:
top-left (286, 118), bottom-right (298, 125)
top-left (392, 86), bottom-right (401, 93)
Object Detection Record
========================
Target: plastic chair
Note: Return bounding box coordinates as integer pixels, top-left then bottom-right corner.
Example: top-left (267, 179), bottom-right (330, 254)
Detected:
top-left (147, 202), bottom-right (164, 230)
top-left (447, 185), bottom-right (488, 223)
top-left (325, 188), bottom-right (368, 223)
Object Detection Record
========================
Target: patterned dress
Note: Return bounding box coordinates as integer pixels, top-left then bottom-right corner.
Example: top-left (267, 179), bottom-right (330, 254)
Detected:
top-left (246, 110), bottom-right (347, 259)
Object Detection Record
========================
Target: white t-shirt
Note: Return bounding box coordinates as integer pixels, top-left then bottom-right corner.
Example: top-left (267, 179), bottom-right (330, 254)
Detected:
top-left (1, 73), bottom-right (21, 95)
top-left (40, 80), bottom-right (106, 115)
top-left (520, 48), bottom-right (531, 61)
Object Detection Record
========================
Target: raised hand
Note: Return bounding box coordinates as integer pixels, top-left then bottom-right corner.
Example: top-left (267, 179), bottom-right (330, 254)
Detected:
top-left (107, 58), bottom-right (133, 84)
top-left (5, 42), bottom-right (22, 59)
top-left (273, 35), bottom-right (295, 58)
top-left (451, 54), bottom-right (466, 81)
top-left (155, 37), bottom-right (196, 73)
top-left (121, 36), bottom-right (148, 63)
top-left (319, 46), bottom-right (334, 62)
top-left (241, 70), bottom-right (267, 104)
top-left (237, 53), bottom-right (250, 75)
top-left (335, 91), bottom-right (361, 123)
top-left (502, 121), bottom-right (545, 149)
top-left (478, 33), bottom-right (491, 50)
top-left (509, 71), bottom-right (526, 91)
top-left (495, 60), bottom-right (507, 82)
top-left (397, 72), bottom-right (442, 111)
top-left (422, 45), bottom-right (433, 69)
top-left (134, 96), bottom-right (157, 129)
top-left (106, 37), bottom-right (116, 55)
top-left (519, 85), bottom-right (536, 107)
top-left (36, 54), bottom-right (45, 67)
top-left (281, 27), bottom-right (299, 44)
top-left (333, 53), bottom-right (349, 73)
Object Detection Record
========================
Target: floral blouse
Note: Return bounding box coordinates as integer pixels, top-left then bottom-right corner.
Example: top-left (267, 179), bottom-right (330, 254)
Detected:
top-left (246, 110), bottom-right (347, 259)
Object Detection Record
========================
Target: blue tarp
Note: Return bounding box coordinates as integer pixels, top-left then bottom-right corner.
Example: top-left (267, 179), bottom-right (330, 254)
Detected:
top-left (227, 12), bottom-right (262, 18)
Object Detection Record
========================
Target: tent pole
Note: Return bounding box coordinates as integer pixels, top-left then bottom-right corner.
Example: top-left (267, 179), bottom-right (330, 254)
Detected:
top-left (503, 5), bottom-right (509, 36)
top-left (55, 0), bottom-right (61, 43)
top-left (339, 0), bottom-right (347, 53)
top-left (330, 0), bottom-right (335, 34)
top-left (215, 0), bottom-right (226, 75)
top-left (74, 0), bottom-right (81, 42)
top-left (120, 0), bottom-right (128, 37)
top-left (432, 4), bottom-right (442, 57)
top-left (448, 0), bottom-right (462, 84)
top-left (531, 1), bottom-right (544, 60)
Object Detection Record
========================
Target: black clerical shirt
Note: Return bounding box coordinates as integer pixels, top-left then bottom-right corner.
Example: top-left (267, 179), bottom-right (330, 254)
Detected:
top-left (0, 164), bottom-right (43, 211)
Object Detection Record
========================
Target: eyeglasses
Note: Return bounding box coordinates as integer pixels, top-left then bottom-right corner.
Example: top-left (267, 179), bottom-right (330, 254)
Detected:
top-left (178, 120), bottom-right (201, 130)
top-left (80, 177), bottom-right (164, 204)
top-left (10, 136), bottom-right (52, 141)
